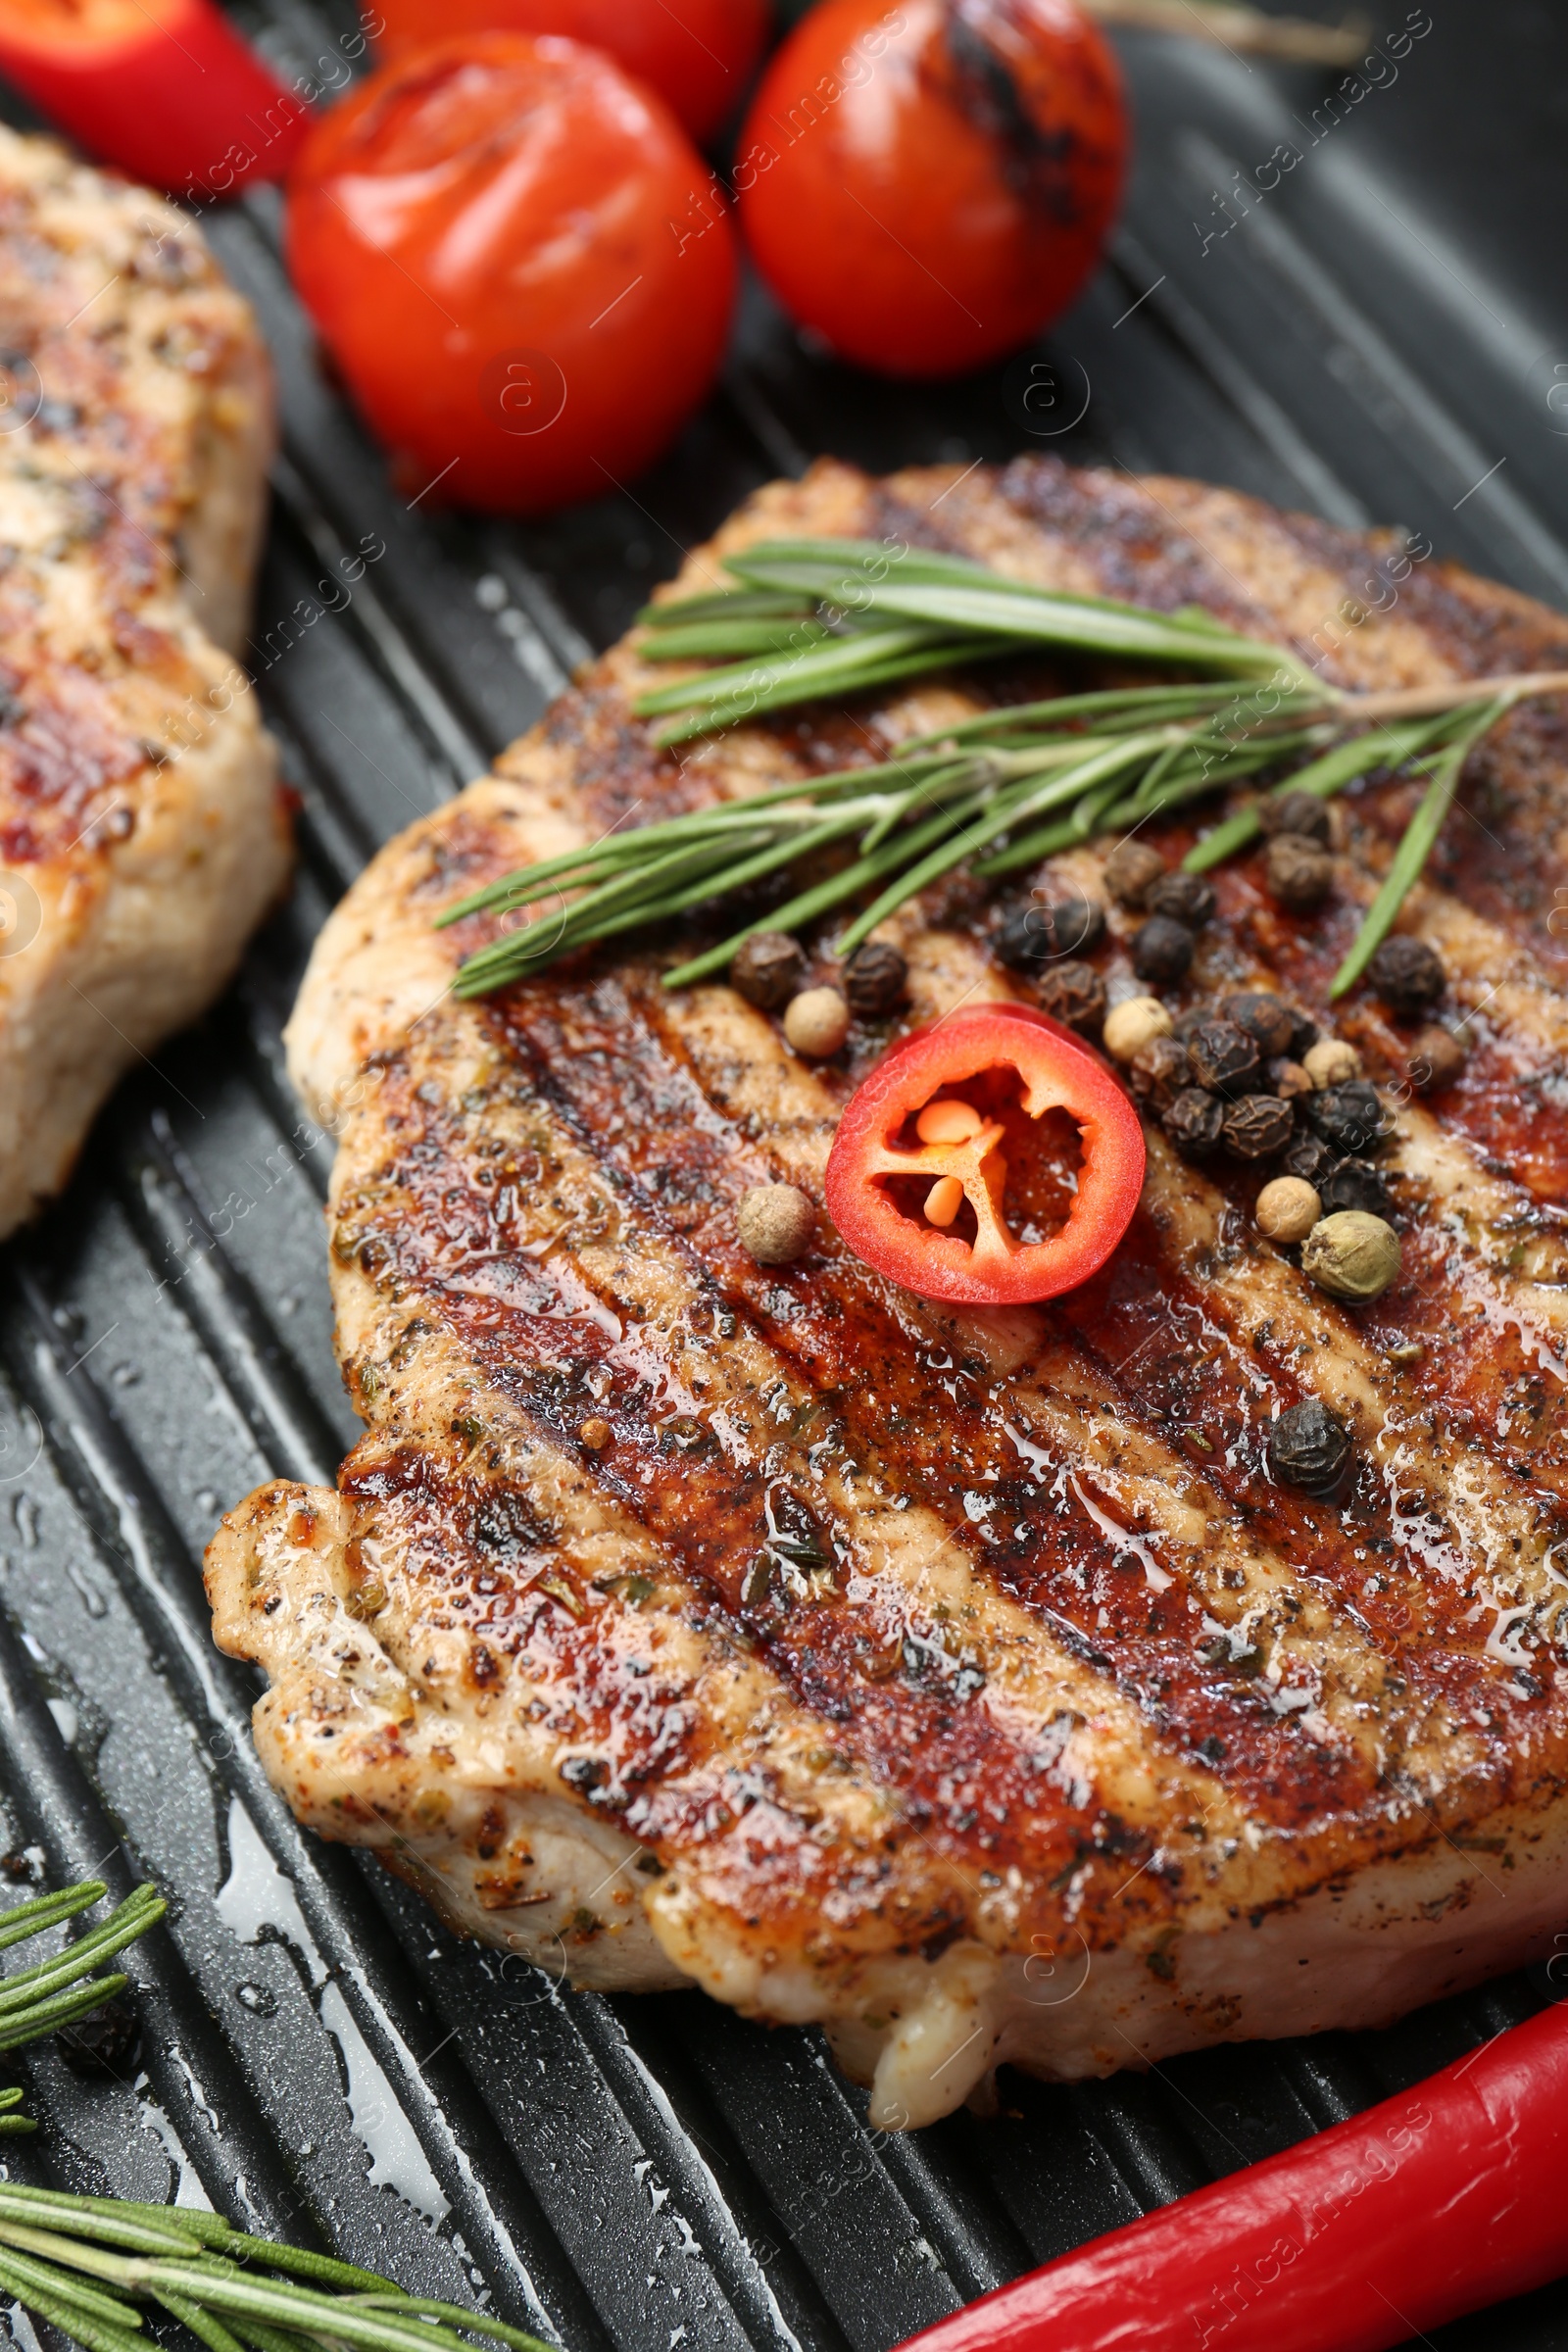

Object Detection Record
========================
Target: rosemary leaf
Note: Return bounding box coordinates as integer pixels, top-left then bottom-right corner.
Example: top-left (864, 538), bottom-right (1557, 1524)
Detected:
top-left (631, 622), bottom-right (953, 716)
top-left (155, 2288), bottom-right (254, 2352)
top-left (1330, 700), bottom-right (1505, 998)
top-left (0, 2254), bottom-right (145, 2352)
top-left (639, 617), bottom-right (834, 662)
top-left (0, 1884), bottom-right (108, 1952)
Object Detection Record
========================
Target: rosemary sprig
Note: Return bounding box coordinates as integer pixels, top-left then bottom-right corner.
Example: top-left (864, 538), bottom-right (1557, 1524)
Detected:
top-left (632, 539), bottom-right (1310, 745)
top-left (0, 1880), bottom-right (164, 2057)
top-left (443, 537), bottom-right (1568, 1005)
top-left (0, 2184), bottom-right (555, 2352)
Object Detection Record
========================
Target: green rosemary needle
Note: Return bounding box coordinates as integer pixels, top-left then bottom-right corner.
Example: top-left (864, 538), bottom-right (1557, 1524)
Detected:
top-left (0, 1880), bottom-right (165, 2056)
top-left (0, 2185), bottom-right (555, 2352)
top-left (443, 537), bottom-right (1568, 1005)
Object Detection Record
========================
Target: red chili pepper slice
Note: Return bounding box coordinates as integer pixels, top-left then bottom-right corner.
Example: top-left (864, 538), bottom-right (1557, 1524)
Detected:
top-left (823, 1002), bottom-right (1145, 1306)
top-left (0, 0), bottom-right (309, 198)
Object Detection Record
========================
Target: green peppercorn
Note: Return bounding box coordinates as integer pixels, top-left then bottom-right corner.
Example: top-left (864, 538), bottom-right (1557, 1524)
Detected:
top-left (1301, 1210), bottom-right (1402, 1302)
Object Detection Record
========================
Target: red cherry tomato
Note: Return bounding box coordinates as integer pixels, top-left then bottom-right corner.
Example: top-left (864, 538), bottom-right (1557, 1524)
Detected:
top-left (373, 0), bottom-right (771, 141)
top-left (736, 0), bottom-right (1127, 378)
top-left (823, 1002), bottom-right (1145, 1305)
top-left (285, 35), bottom-right (738, 514)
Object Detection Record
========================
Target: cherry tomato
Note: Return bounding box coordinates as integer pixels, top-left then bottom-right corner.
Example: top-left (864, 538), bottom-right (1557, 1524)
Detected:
top-left (285, 35), bottom-right (738, 514)
top-left (823, 1002), bottom-right (1145, 1304)
top-left (736, 0), bottom-right (1127, 378)
top-left (373, 0), bottom-right (771, 141)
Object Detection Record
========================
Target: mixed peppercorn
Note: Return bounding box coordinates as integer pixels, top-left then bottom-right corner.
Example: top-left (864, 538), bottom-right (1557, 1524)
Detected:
top-left (993, 825), bottom-right (1474, 1342)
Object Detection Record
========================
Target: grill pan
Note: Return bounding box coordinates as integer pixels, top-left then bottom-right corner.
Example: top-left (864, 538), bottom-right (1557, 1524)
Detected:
top-left (2, 7), bottom-right (1567, 2349)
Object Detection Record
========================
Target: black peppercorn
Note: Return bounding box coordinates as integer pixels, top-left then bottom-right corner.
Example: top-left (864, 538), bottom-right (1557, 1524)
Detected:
top-left (1145, 871), bottom-right (1216, 930)
top-left (731, 931), bottom-right (807, 1009)
top-left (996, 892), bottom-right (1105, 967)
top-left (1318, 1157), bottom-right (1396, 1221)
top-left (1278, 1131), bottom-right (1335, 1188)
top-left (1269, 1397), bottom-right (1352, 1493)
top-left (1305, 1081), bottom-right (1389, 1157)
top-left (1132, 914), bottom-right (1195, 983)
top-left (1127, 1035), bottom-right (1193, 1112)
top-left (1265, 833), bottom-right (1335, 911)
top-left (1221, 991), bottom-right (1298, 1059)
top-left (1258, 790), bottom-right (1332, 846)
top-left (842, 940), bottom-right (908, 1016)
top-left (1035, 959), bottom-right (1106, 1036)
top-left (57, 1994), bottom-right (139, 2075)
top-left (1367, 935), bottom-right (1446, 1017)
top-left (1163, 1088), bottom-right (1225, 1158)
top-left (1187, 1019), bottom-right (1261, 1096)
top-left (1287, 1007), bottom-right (1321, 1058)
top-left (1103, 839), bottom-right (1165, 908)
top-left (1222, 1095), bottom-right (1295, 1160)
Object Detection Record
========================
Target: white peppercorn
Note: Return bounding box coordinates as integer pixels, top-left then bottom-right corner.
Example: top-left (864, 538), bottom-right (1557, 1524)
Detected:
top-left (1255, 1177), bottom-right (1321, 1244)
top-left (1102, 996), bottom-right (1173, 1062)
top-left (737, 1183), bottom-right (816, 1263)
top-left (783, 987), bottom-right (851, 1056)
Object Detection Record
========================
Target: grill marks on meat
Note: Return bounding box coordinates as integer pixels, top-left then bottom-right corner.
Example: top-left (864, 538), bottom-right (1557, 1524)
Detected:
top-left (0, 127), bottom-right (285, 1240)
top-left (210, 457), bottom-right (1568, 2122)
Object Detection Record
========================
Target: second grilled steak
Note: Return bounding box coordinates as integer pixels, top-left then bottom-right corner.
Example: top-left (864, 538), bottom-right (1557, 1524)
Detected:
top-left (207, 457), bottom-right (1568, 2130)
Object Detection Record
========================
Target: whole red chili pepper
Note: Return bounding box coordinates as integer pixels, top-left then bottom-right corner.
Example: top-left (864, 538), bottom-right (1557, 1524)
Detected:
top-left (895, 1998), bottom-right (1568, 2352)
top-left (0, 0), bottom-right (309, 197)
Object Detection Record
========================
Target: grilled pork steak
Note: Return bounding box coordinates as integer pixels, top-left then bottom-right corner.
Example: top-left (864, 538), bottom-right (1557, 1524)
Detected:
top-left (207, 457), bottom-right (1568, 2130)
top-left (0, 127), bottom-right (286, 1241)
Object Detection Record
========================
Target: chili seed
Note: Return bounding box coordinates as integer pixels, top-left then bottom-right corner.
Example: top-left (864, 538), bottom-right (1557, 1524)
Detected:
top-left (731, 930), bottom-right (806, 1009)
top-left (1132, 914), bottom-right (1195, 983)
top-left (1367, 934), bottom-right (1446, 1016)
top-left (916, 1100), bottom-right (984, 1144)
top-left (1269, 1396), bottom-right (1352, 1492)
top-left (924, 1175), bottom-right (964, 1226)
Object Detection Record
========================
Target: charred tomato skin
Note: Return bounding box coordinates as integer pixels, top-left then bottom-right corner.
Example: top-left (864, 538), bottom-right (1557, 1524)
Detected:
top-left (371, 0), bottom-right (771, 139)
top-left (285, 34), bottom-right (737, 514)
top-left (824, 1001), bottom-right (1145, 1304)
top-left (736, 0), bottom-right (1126, 378)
